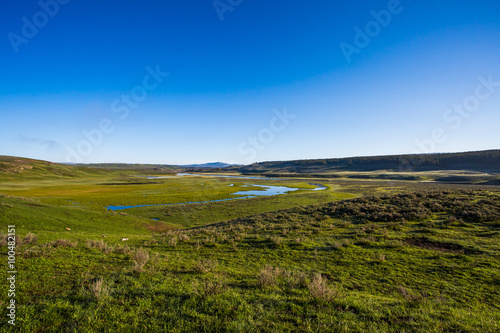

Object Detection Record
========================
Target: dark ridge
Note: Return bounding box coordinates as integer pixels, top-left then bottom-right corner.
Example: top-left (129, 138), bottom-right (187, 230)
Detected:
top-left (228, 149), bottom-right (500, 174)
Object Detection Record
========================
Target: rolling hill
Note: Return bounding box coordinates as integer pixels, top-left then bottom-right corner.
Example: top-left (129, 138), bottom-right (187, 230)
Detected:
top-left (229, 150), bottom-right (500, 175)
top-left (0, 156), bottom-right (102, 178)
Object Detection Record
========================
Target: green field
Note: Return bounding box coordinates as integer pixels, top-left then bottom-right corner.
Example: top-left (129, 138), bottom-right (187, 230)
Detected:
top-left (1, 157), bottom-right (500, 332)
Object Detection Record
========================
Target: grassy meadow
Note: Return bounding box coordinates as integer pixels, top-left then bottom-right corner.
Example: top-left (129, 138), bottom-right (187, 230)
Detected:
top-left (1, 158), bottom-right (500, 332)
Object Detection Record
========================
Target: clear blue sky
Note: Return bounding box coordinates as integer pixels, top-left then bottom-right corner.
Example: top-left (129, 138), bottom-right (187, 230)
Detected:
top-left (1, 0), bottom-right (499, 164)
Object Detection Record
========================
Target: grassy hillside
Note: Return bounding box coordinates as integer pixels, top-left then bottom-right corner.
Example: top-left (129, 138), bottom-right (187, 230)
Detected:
top-left (0, 156), bottom-right (103, 179)
top-left (1, 190), bottom-right (499, 332)
top-left (74, 162), bottom-right (181, 174)
top-left (0, 195), bottom-right (179, 242)
top-left (1, 155), bottom-right (499, 331)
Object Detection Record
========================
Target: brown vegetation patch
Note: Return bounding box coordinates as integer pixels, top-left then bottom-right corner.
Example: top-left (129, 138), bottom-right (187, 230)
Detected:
top-left (404, 237), bottom-right (480, 254)
top-left (145, 221), bottom-right (178, 233)
top-left (100, 182), bottom-right (158, 185)
top-left (22, 202), bottom-right (44, 207)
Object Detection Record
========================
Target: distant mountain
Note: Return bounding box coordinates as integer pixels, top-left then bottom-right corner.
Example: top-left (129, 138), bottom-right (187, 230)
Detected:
top-left (180, 162), bottom-right (232, 169)
top-left (229, 150), bottom-right (500, 175)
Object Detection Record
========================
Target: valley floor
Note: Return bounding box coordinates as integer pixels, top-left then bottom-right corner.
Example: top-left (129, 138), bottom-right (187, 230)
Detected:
top-left (0, 172), bottom-right (499, 332)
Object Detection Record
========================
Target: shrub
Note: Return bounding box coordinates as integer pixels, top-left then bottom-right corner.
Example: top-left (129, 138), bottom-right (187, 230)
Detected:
top-left (86, 239), bottom-right (112, 253)
top-left (0, 233), bottom-right (7, 247)
top-left (192, 277), bottom-right (228, 298)
top-left (1, 233), bottom-right (21, 246)
top-left (268, 235), bottom-right (283, 248)
top-left (308, 273), bottom-right (339, 302)
top-left (114, 244), bottom-right (133, 255)
top-left (90, 278), bottom-right (109, 300)
top-left (281, 270), bottom-right (308, 289)
top-left (23, 247), bottom-right (41, 258)
top-left (145, 238), bottom-right (157, 246)
top-left (331, 242), bottom-right (342, 249)
top-left (168, 236), bottom-right (178, 247)
top-left (178, 234), bottom-right (190, 241)
top-left (194, 259), bottom-right (217, 274)
top-left (23, 232), bottom-right (38, 244)
top-left (133, 247), bottom-right (149, 271)
top-left (258, 265), bottom-right (281, 288)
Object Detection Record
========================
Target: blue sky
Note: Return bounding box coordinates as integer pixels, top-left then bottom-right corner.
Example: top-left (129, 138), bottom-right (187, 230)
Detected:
top-left (1, 0), bottom-right (499, 164)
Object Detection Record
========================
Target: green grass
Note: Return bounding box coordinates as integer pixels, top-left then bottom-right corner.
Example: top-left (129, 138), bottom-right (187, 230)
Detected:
top-left (0, 195), bottom-right (180, 242)
top-left (127, 190), bottom-right (355, 228)
top-left (0, 167), bottom-right (499, 332)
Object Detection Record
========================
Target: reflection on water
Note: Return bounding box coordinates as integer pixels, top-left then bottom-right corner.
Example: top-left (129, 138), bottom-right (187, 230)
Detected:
top-left (233, 185), bottom-right (299, 197)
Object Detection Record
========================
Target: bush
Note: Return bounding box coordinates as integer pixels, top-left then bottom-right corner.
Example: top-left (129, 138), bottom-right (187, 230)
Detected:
top-left (23, 232), bottom-right (38, 244)
top-left (192, 278), bottom-right (228, 298)
top-left (86, 239), bottom-right (112, 253)
top-left (89, 278), bottom-right (109, 300)
top-left (168, 237), bottom-right (178, 247)
top-left (281, 270), bottom-right (308, 289)
top-left (308, 273), bottom-right (339, 302)
top-left (178, 234), bottom-right (190, 241)
top-left (114, 244), bottom-right (133, 255)
top-left (258, 265), bottom-right (281, 288)
top-left (268, 235), bottom-right (283, 248)
top-left (194, 259), bottom-right (217, 274)
top-left (54, 239), bottom-right (78, 248)
top-left (0, 233), bottom-right (21, 246)
top-left (132, 247), bottom-right (149, 271)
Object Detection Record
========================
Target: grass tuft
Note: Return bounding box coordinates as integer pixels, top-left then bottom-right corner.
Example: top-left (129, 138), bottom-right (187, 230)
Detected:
top-left (89, 278), bottom-right (109, 300)
top-left (23, 232), bottom-right (38, 244)
top-left (192, 277), bottom-right (228, 298)
top-left (308, 273), bottom-right (340, 303)
top-left (132, 247), bottom-right (149, 271)
top-left (258, 265), bottom-right (281, 288)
